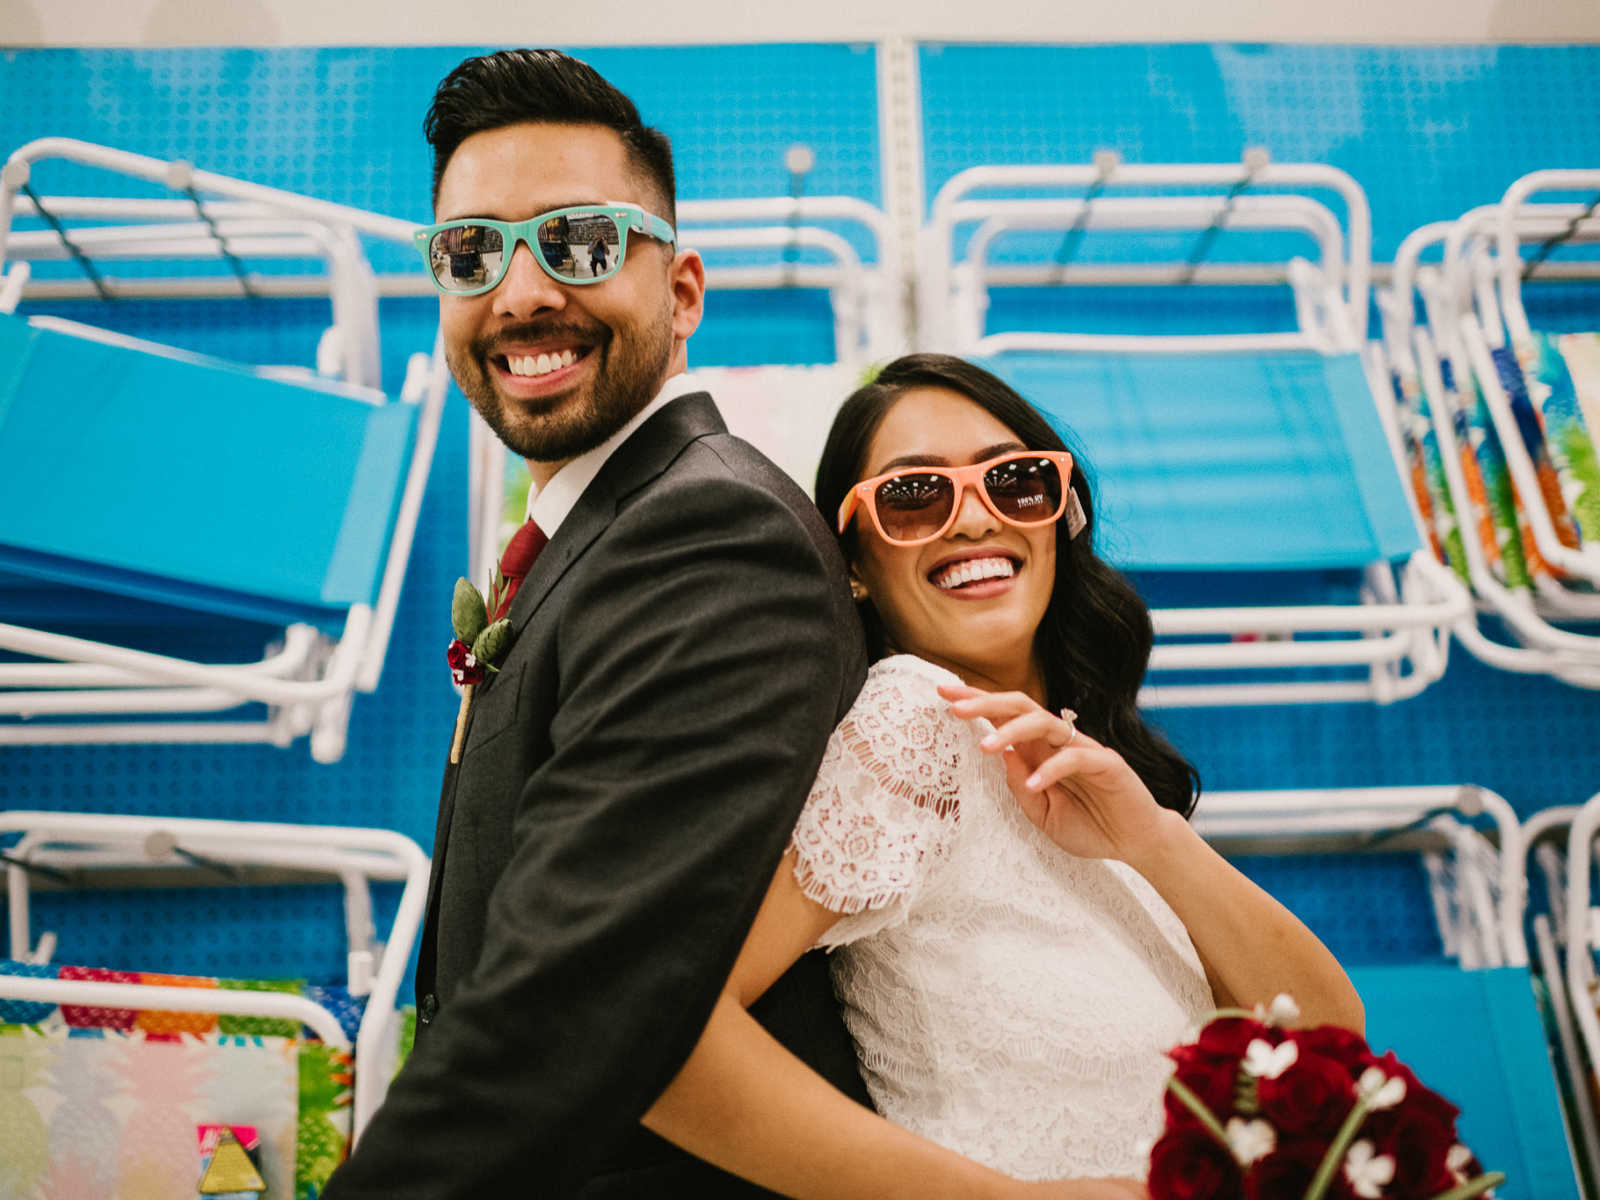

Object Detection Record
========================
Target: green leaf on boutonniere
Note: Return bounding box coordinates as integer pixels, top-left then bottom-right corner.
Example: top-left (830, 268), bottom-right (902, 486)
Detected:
top-left (471, 618), bottom-right (513, 671)
top-left (452, 578), bottom-right (488, 644)
top-left (487, 570), bottom-right (510, 621)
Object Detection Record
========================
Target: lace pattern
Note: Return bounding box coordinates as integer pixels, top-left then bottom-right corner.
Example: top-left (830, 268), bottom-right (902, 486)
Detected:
top-left (789, 656), bottom-right (968, 945)
top-left (789, 654), bottom-right (1214, 1180)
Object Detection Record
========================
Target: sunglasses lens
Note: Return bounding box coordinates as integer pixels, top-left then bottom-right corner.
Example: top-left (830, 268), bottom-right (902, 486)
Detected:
top-left (873, 473), bottom-right (956, 543)
top-left (429, 225), bottom-right (505, 292)
top-left (536, 212), bottom-right (623, 282)
top-left (984, 457), bottom-right (1063, 523)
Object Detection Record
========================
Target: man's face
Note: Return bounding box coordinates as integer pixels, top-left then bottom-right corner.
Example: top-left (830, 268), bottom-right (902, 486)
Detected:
top-left (432, 121), bottom-right (702, 470)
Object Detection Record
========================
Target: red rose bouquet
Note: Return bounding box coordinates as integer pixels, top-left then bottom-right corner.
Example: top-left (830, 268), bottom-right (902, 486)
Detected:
top-left (1151, 996), bottom-right (1504, 1200)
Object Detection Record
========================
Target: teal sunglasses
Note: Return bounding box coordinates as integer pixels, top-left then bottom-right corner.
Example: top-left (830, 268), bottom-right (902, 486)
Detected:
top-left (414, 202), bottom-right (678, 296)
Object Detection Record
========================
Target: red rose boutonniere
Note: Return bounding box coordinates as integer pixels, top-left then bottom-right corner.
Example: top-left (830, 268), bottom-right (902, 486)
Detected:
top-left (447, 575), bottom-right (514, 763)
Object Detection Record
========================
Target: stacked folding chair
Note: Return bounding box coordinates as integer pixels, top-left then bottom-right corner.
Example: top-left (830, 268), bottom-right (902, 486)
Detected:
top-left (0, 137), bottom-right (448, 762)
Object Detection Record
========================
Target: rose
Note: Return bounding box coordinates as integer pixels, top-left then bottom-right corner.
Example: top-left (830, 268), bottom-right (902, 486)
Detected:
top-left (1245, 1138), bottom-right (1344, 1200)
top-left (1148, 1126), bottom-right (1244, 1200)
top-left (1193, 1017), bottom-right (1270, 1059)
top-left (1255, 1048), bottom-right (1355, 1138)
top-left (1362, 1104), bottom-right (1457, 1194)
top-left (1166, 1017), bottom-right (1269, 1118)
top-left (1167, 1052), bottom-right (1240, 1123)
top-left (1369, 1052), bottom-right (1460, 1126)
top-left (1290, 1023), bottom-right (1371, 1067)
top-left (447, 638), bottom-right (485, 686)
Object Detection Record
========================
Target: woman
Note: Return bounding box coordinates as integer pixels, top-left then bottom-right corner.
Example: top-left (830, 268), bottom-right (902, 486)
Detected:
top-left (643, 354), bottom-right (1363, 1197)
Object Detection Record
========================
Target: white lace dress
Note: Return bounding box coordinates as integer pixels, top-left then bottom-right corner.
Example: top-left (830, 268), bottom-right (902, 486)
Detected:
top-left (789, 654), bottom-right (1213, 1181)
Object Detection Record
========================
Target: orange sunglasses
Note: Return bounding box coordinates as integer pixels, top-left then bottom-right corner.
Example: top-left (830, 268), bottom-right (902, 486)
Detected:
top-left (837, 450), bottom-right (1085, 547)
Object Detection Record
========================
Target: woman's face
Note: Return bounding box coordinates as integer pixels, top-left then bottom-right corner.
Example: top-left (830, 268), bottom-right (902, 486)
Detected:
top-left (851, 386), bottom-right (1058, 687)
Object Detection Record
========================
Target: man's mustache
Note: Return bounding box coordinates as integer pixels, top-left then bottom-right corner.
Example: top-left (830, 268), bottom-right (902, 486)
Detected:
top-left (472, 322), bottom-right (610, 360)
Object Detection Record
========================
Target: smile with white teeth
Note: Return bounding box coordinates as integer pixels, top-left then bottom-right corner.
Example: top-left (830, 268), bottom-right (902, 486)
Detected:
top-left (504, 348), bottom-right (581, 377)
top-left (930, 555), bottom-right (1018, 590)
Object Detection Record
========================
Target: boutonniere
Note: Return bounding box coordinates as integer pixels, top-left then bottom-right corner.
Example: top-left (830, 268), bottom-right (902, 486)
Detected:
top-left (447, 576), bottom-right (514, 763)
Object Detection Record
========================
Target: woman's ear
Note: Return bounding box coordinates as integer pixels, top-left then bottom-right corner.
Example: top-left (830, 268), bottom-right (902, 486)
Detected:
top-left (848, 572), bottom-right (869, 603)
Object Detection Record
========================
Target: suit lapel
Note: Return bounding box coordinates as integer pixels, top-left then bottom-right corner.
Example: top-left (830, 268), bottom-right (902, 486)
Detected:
top-left (421, 392), bottom-right (726, 990)
top-left (504, 391), bottom-right (726, 635)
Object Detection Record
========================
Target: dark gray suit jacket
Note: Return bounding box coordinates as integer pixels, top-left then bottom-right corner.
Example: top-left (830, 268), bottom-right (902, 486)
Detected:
top-left (323, 392), bottom-right (872, 1197)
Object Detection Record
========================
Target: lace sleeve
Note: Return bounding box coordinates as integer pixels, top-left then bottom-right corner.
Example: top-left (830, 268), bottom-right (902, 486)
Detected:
top-left (789, 657), bottom-right (969, 949)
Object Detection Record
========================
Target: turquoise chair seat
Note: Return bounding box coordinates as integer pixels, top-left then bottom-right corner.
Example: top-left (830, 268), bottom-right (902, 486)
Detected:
top-left (1350, 963), bottom-right (1582, 1200)
top-left (0, 314), bottom-right (418, 634)
top-left (979, 349), bottom-right (1420, 572)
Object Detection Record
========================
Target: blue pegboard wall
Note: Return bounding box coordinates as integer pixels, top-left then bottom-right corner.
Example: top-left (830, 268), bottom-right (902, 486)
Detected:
top-left (918, 44), bottom-right (1600, 262)
top-left (0, 43), bottom-right (880, 983)
top-left (2, 42), bottom-right (1600, 983)
top-left (916, 42), bottom-right (1600, 965)
top-left (0, 44), bottom-right (881, 365)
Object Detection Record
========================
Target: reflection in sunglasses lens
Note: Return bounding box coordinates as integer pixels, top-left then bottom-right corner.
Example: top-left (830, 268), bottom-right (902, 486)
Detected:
top-left (875, 473), bottom-right (954, 542)
top-left (538, 212), bottom-right (623, 282)
top-left (431, 225), bottom-right (505, 291)
top-left (985, 458), bottom-right (1061, 521)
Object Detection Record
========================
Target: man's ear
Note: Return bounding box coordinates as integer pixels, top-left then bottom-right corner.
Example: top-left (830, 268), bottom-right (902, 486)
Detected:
top-left (668, 247), bottom-right (705, 344)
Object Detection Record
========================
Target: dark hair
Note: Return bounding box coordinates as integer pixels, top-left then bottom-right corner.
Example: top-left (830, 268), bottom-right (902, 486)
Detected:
top-left (424, 49), bottom-right (677, 222)
top-left (814, 353), bottom-right (1200, 818)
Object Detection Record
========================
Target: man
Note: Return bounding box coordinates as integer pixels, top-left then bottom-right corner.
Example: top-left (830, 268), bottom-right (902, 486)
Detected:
top-left (324, 49), bottom-right (870, 1197)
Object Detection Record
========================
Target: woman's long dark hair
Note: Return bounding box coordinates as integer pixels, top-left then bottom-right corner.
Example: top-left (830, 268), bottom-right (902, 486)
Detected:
top-left (815, 353), bottom-right (1200, 818)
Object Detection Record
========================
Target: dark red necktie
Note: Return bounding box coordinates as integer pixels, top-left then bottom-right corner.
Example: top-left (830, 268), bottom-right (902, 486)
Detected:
top-left (492, 518), bottom-right (548, 620)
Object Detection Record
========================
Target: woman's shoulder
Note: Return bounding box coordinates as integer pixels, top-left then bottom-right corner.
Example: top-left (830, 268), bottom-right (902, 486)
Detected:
top-left (841, 655), bottom-right (982, 764)
top-left (862, 653), bottom-right (967, 696)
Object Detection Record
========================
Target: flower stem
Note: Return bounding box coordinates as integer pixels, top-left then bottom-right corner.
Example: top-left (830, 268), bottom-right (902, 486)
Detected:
top-left (1303, 1094), bottom-right (1373, 1200)
top-left (449, 684), bottom-right (473, 764)
top-left (1205, 1007), bottom-right (1259, 1023)
top-left (1164, 1078), bottom-right (1234, 1155)
top-left (1428, 1173), bottom-right (1506, 1200)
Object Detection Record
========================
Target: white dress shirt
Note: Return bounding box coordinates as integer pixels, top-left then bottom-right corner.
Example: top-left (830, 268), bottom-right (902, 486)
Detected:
top-left (523, 371), bottom-right (705, 538)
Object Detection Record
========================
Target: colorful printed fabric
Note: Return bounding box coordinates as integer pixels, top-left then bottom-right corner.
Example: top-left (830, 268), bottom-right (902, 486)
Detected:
top-left (297, 1040), bottom-right (354, 1197)
top-left (0, 1023), bottom-right (303, 1199)
top-left (1391, 365), bottom-right (1469, 584)
top-left (0, 961), bottom-right (413, 1199)
top-left (1497, 341), bottom-right (1582, 552)
top-left (218, 976), bottom-right (307, 1038)
top-left (1438, 356), bottom-right (1531, 590)
top-left (1561, 333), bottom-right (1600, 447)
top-left (136, 971), bottom-right (220, 1036)
top-left (1541, 332), bottom-right (1600, 543)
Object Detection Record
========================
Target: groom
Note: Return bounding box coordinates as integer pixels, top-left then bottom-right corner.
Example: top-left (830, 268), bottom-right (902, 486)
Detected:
top-left (323, 50), bottom-right (871, 1197)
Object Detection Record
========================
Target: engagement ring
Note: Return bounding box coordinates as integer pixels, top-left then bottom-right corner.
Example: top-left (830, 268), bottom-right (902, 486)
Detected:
top-left (1051, 708), bottom-right (1079, 748)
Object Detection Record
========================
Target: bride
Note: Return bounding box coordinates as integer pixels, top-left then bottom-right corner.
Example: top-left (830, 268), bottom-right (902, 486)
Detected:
top-left (642, 353), bottom-right (1363, 1197)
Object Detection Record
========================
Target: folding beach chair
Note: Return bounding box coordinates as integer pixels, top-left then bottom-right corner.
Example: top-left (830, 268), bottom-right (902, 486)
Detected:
top-left (0, 810), bottom-right (428, 1198)
top-left (1374, 183), bottom-right (1600, 690)
top-left (923, 157), bottom-right (1468, 707)
top-left (0, 138), bottom-right (448, 761)
top-left (1197, 787), bottom-right (1582, 1199)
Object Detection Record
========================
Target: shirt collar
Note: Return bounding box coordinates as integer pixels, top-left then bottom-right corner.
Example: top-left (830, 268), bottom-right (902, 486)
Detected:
top-left (524, 371), bottom-right (703, 537)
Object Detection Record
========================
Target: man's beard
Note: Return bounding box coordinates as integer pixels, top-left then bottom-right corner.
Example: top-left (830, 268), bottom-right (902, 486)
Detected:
top-left (449, 309), bottom-right (675, 464)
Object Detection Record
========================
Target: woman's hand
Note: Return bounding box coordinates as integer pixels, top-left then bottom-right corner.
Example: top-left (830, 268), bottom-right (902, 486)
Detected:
top-left (938, 682), bottom-right (1173, 866)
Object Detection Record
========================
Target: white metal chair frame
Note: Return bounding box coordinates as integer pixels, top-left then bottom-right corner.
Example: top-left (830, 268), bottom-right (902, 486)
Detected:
top-left (1194, 786), bottom-right (1527, 970)
top-left (1381, 207), bottom-right (1600, 689)
top-left (1519, 804), bottom-right (1600, 1186)
top-left (1558, 791), bottom-right (1600, 1188)
top-left (921, 160), bottom-right (1465, 708)
top-left (1459, 181), bottom-right (1600, 584)
top-left (920, 156), bottom-right (1373, 349)
top-left (0, 137), bottom-right (450, 762)
top-left (0, 810), bottom-right (429, 1140)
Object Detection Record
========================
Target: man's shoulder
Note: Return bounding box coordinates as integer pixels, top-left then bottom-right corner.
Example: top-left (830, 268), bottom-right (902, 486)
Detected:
top-left (625, 410), bottom-right (829, 538)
